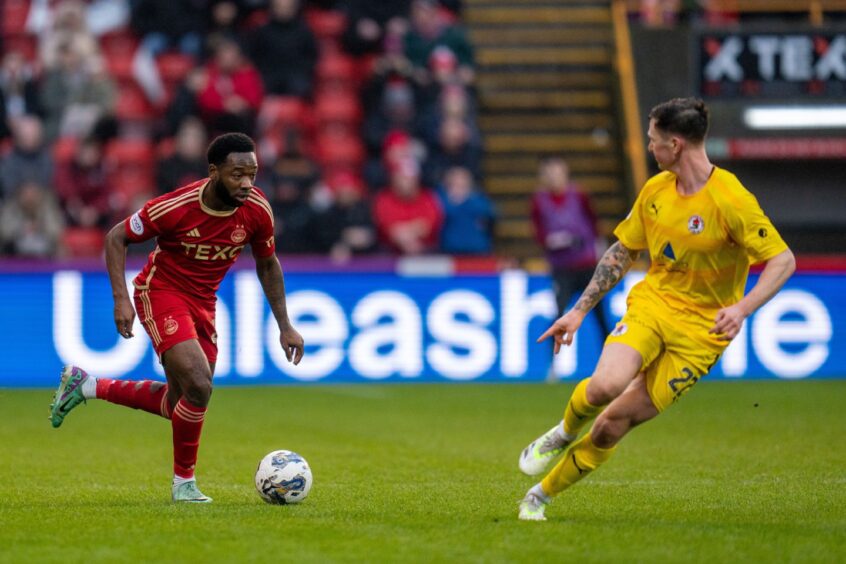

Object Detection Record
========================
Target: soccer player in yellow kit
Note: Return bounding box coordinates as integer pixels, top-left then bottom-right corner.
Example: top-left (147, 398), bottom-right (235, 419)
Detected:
top-left (517, 97), bottom-right (796, 521)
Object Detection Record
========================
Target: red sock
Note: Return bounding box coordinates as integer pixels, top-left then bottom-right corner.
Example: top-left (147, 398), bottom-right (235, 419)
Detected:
top-left (171, 398), bottom-right (207, 479)
top-left (96, 379), bottom-right (172, 419)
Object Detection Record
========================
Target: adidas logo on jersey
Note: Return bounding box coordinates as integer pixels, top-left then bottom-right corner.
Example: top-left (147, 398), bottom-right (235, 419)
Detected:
top-left (186, 228), bottom-right (201, 238)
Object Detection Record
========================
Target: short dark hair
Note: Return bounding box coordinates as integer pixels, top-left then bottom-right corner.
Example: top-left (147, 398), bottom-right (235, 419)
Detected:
top-left (649, 98), bottom-right (709, 143)
top-left (538, 155), bottom-right (567, 168)
top-left (207, 133), bottom-right (256, 166)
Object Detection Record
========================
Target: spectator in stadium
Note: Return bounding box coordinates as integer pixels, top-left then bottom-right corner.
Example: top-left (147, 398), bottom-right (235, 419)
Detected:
top-left (321, 171), bottom-right (377, 260)
top-left (530, 156), bottom-right (611, 338)
top-left (258, 127), bottom-right (321, 197)
top-left (208, 0), bottom-right (244, 40)
top-left (54, 137), bottom-right (112, 229)
top-left (162, 67), bottom-right (208, 138)
top-left (341, 0), bottom-right (411, 56)
top-left (0, 115), bottom-right (53, 202)
top-left (35, 0), bottom-right (100, 71)
top-left (130, 0), bottom-right (206, 104)
top-left (249, 0), bottom-right (319, 98)
top-left (363, 128), bottom-right (424, 195)
top-left (196, 35), bottom-right (264, 136)
top-left (518, 98), bottom-right (795, 522)
top-left (27, 0), bottom-right (129, 40)
top-left (437, 165), bottom-right (494, 255)
top-left (264, 166), bottom-right (323, 255)
top-left (422, 116), bottom-right (482, 187)
top-left (39, 40), bottom-right (117, 141)
top-left (403, 0), bottom-right (475, 87)
top-left (418, 82), bottom-right (478, 149)
top-left (0, 181), bottom-right (64, 258)
top-left (0, 51), bottom-right (44, 133)
top-left (372, 157), bottom-right (443, 254)
top-left (362, 77), bottom-right (421, 157)
top-left (157, 117), bottom-right (209, 194)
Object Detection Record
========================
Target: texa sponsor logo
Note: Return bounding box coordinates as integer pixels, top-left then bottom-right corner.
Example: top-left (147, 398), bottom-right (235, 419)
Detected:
top-left (688, 215), bottom-right (704, 234)
top-left (130, 212), bottom-right (144, 235)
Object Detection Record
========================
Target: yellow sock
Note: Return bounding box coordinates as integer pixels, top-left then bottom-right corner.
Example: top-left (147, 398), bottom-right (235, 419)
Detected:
top-left (563, 378), bottom-right (606, 437)
top-left (540, 433), bottom-right (616, 497)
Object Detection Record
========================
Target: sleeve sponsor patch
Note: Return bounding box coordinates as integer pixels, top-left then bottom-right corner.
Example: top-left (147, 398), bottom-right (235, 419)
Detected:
top-left (130, 211), bottom-right (145, 235)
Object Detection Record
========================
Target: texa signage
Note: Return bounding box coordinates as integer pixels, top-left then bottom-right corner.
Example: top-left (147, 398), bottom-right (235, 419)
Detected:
top-left (697, 31), bottom-right (846, 97)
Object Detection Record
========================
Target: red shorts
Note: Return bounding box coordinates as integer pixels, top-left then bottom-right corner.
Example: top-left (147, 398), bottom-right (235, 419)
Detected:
top-left (134, 288), bottom-right (218, 363)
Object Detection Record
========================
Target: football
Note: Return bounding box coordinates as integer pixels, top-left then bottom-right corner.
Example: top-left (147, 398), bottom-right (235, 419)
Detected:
top-left (254, 450), bottom-right (313, 505)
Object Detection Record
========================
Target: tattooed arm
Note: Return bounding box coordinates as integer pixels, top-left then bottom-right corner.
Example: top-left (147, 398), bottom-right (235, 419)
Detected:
top-left (573, 241), bottom-right (641, 314)
top-left (538, 241), bottom-right (640, 353)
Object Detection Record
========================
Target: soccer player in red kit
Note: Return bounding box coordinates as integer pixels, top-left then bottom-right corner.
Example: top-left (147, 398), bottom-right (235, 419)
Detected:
top-left (49, 133), bottom-right (305, 503)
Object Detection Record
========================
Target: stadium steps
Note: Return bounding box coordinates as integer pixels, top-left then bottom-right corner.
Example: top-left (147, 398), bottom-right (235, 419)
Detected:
top-left (465, 0), bottom-right (629, 263)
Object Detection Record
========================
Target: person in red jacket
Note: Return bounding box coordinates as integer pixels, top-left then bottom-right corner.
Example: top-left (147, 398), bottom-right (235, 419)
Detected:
top-left (196, 35), bottom-right (264, 136)
top-left (372, 157), bottom-right (443, 254)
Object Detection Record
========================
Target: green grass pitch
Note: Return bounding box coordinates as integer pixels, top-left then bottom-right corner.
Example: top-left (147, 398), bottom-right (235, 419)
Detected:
top-left (1, 381), bottom-right (845, 563)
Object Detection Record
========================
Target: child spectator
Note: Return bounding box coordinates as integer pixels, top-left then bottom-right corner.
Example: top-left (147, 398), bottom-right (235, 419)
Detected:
top-left (437, 166), bottom-right (494, 254)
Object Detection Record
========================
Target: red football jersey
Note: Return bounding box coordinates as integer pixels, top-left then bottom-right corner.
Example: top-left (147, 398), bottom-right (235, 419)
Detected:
top-left (125, 178), bottom-right (275, 299)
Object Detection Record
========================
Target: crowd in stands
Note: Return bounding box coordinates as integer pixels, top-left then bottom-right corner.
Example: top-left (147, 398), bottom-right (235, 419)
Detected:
top-left (0, 0), bottom-right (495, 260)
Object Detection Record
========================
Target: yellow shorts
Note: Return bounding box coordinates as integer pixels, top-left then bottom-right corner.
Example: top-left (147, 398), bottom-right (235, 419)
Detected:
top-left (604, 293), bottom-right (726, 412)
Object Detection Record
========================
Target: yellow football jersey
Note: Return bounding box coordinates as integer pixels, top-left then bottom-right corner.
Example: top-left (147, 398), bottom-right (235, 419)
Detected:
top-left (614, 167), bottom-right (787, 320)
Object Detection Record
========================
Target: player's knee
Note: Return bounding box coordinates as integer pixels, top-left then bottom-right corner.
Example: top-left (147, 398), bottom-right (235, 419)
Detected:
top-left (183, 380), bottom-right (212, 407)
top-left (585, 377), bottom-right (619, 406)
top-left (591, 414), bottom-right (627, 448)
top-left (182, 372), bottom-right (213, 407)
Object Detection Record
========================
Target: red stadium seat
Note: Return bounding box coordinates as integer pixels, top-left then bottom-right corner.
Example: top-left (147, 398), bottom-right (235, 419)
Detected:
top-left (105, 139), bottom-right (155, 168)
top-left (156, 53), bottom-right (196, 83)
top-left (313, 93), bottom-right (362, 126)
top-left (53, 137), bottom-right (78, 165)
top-left (108, 167), bottom-right (154, 213)
top-left (315, 131), bottom-right (365, 168)
top-left (62, 227), bottom-right (106, 258)
top-left (257, 96), bottom-right (308, 134)
top-left (105, 50), bottom-right (134, 81)
top-left (156, 137), bottom-right (176, 159)
top-left (2, 0), bottom-right (30, 35)
top-left (315, 53), bottom-right (359, 95)
top-left (115, 82), bottom-right (154, 121)
top-left (99, 30), bottom-right (138, 60)
top-left (1, 33), bottom-right (37, 62)
top-left (305, 9), bottom-right (346, 41)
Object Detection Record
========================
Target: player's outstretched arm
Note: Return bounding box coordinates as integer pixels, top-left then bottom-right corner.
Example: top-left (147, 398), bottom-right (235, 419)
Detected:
top-left (255, 254), bottom-right (304, 365)
top-left (105, 222), bottom-right (136, 339)
top-left (710, 248), bottom-right (796, 341)
top-left (538, 241), bottom-right (640, 354)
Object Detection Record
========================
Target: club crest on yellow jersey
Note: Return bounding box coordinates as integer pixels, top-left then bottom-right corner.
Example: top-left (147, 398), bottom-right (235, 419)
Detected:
top-left (688, 215), bottom-right (704, 234)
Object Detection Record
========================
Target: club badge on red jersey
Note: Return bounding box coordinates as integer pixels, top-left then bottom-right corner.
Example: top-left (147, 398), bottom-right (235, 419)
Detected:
top-left (231, 225), bottom-right (247, 244)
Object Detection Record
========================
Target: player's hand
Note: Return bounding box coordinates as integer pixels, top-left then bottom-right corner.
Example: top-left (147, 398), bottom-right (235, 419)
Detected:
top-left (280, 325), bottom-right (305, 365)
top-left (113, 297), bottom-right (135, 339)
top-left (709, 304), bottom-right (747, 341)
top-left (537, 309), bottom-right (585, 354)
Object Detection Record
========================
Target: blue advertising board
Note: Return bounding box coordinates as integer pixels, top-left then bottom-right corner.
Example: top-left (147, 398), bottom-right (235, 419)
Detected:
top-left (0, 267), bottom-right (842, 387)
